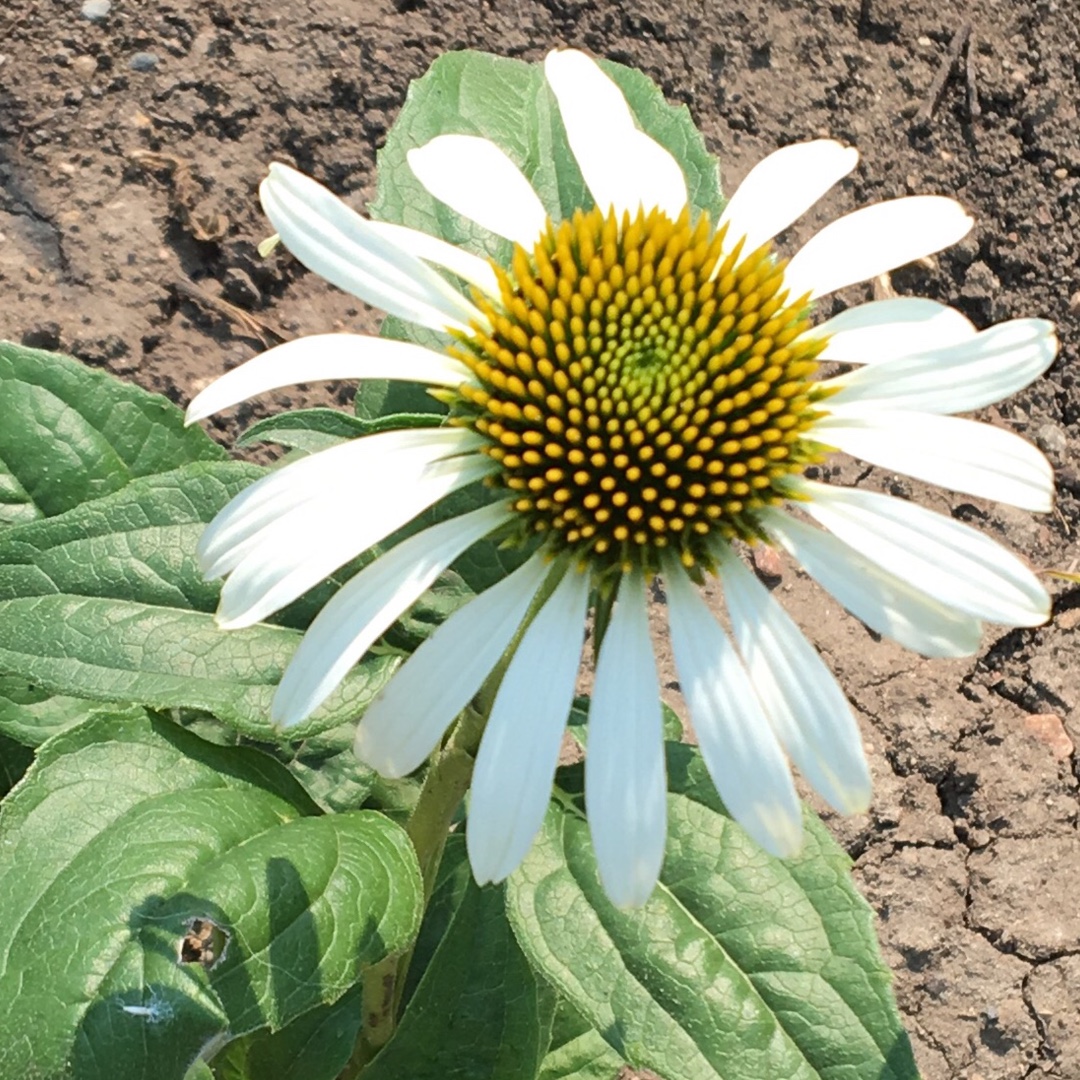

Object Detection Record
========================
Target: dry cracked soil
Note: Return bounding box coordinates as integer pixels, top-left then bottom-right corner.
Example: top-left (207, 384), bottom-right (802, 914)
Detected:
top-left (1, 1), bottom-right (1079, 1077)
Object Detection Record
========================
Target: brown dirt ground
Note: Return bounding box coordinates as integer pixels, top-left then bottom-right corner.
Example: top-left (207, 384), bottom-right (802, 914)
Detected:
top-left (2, 1), bottom-right (1079, 1077)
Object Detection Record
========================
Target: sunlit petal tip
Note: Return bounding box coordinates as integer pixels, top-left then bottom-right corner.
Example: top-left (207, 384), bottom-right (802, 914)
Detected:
top-left (406, 136), bottom-right (548, 248)
top-left (544, 48), bottom-right (687, 220)
top-left (718, 139), bottom-right (860, 254)
top-left (786, 194), bottom-right (975, 300)
top-left (259, 160), bottom-right (482, 333)
top-left (754, 809), bottom-right (805, 860)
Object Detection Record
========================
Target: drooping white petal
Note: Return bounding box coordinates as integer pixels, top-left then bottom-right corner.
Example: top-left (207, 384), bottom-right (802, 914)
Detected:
top-left (198, 427), bottom-right (481, 575)
top-left (216, 453), bottom-right (495, 629)
top-left (813, 298), bottom-right (977, 365)
top-left (784, 196), bottom-right (974, 300)
top-left (759, 508), bottom-right (983, 657)
top-left (272, 501), bottom-right (513, 727)
top-left (664, 566), bottom-right (803, 857)
top-left (261, 162), bottom-right (483, 332)
top-left (185, 334), bottom-right (470, 424)
top-left (586, 571), bottom-right (667, 908)
top-left (468, 567), bottom-right (589, 885)
top-left (813, 409), bottom-right (1054, 512)
top-left (718, 140), bottom-right (859, 254)
top-left (795, 478), bottom-right (1051, 626)
top-left (823, 318), bottom-right (1059, 413)
top-left (355, 555), bottom-right (550, 778)
top-left (363, 217), bottom-right (501, 298)
top-left (717, 547), bottom-right (872, 816)
top-left (544, 49), bottom-right (687, 220)
top-left (406, 135), bottom-right (548, 250)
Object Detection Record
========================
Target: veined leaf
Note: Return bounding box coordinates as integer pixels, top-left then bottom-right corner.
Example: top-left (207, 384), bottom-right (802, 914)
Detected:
top-left (0, 462), bottom-right (398, 739)
top-left (363, 836), bottom-right (555, 1080)
top-left (369, 50), bottom-right (723, 264)
top-left (507, 743), bottom-right (918, 1080)
top-left (0, 341), bottom-right (225, 525)
top-left (0, 712), bottom-right (422, 1080)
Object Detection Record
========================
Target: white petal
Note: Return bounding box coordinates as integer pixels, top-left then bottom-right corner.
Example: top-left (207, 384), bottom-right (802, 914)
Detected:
top-left (261, 162), bottom-right (482, 332)
top-left (198, 427), bottom-right (481, 575)
top-left (406, 135), bottom-right (548, 250)
top-left (812, 409), bottom-right (1054, 512)
top-left (364, 217), bottom-right (501, 298)
top-left (759, 508), bottom-right (983, 657)
top-left (717, 547), bottom-right (872, 816)
top-left (664, 567), bottom-right (803, 857)
top-left (586, 571), bottom-right (666, 908)
top-left (784, 196), bottom-right (974, 300)
top-left (355, 555), bottom-right (550, 778)
top-left (814, 298), bottom-right (977, 365)
top-left (272, 501), bottom-right (512, 726)
top-left (718, 140), bottom-right (859, 254)
top-left (544, 49), bottom-right (687, 220)
top-left (216, 452), bottom-right (494, 629)
top-left (468, 567), bottom-right (589, 884)
top-left (185, 334), bottom-right (470, 424)
top-left (795, 478), bottom-right (1051, 626)
top-left (823, 318), bottom-right (1059, 413)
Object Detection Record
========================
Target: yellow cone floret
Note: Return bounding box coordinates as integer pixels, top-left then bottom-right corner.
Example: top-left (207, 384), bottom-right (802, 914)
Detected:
top-left (449, 206), bottom-right (829, 576)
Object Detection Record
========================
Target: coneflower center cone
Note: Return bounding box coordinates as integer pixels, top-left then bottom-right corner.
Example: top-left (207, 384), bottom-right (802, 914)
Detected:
top-left (449, 206), bottom-right (830, 577)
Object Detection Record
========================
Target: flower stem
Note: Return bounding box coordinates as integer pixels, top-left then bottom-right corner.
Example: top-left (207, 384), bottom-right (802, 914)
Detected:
top-left (339, 560), bottom-right (567, 1078)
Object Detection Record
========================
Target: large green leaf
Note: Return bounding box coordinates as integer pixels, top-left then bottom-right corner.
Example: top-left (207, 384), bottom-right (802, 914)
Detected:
top-left (0, 675), bottom-right (94, 746)
top-left (363, 836), bottom-right (555, 1080)
top-left (0, 341), bottom-right (225, 526)
top-left (370, 50), bottom-right (724, 265)
top-left (507, 743), bottom-right (918, 1080)
top-left (238, 407), bottom-right (444, 455)
top-left (538, 1001), bottom-right (625, 1080)
top-left (212, 985), bottom-right (363, 1080)
top-left (0, 711), bottom-right (422, 1080)
top-left (0, 462), bottom-right (397, 738)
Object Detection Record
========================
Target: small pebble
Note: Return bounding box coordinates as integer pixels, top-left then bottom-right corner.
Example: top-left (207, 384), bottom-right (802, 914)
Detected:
top-left (1069, 290), bottom-right (1080, 316)
top-left (1034, 421), bottom-right (1068, 456)
top-left (72, 54), bottom-right (97, 81)
top-left (81, 0), bottom-right (111, 20)
top-left (129, 52), bottom-right (160, 72)
top-left (1023, 714), bottom-right (1074, 761)
top-left (751, 545), bottom-right (784, 583)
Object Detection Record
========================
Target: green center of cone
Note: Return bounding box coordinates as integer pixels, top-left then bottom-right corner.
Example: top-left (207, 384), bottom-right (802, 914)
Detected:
top-left (450, 205), bottom-right (828, 577)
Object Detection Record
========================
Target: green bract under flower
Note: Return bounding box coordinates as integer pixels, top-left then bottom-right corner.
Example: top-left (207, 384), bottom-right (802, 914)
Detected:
top-left (451, 207), bottom-right (827, 574)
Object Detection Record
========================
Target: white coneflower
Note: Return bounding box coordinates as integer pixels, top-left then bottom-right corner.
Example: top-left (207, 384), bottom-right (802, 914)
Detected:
top-left (187, 49), bottom-right (1055, 906)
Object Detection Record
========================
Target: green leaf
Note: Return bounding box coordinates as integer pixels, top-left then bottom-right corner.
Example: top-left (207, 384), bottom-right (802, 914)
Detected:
top-left (212, 985), bottom-right (362, 1080)
top-left (370, 50), bottom-right (723, 267)
top-left (0, 711), bottom-right (422, 1080)
top-left (0, 462), bottom-right (398, 738)
top-left (0, 675), bottom-right (95, 746)
top-left (539, 1001), bottom-right (625, 1080)
top-left (364, 836), bottom-right (555, 1080)
top-left (236, 407), bottom-right (444, 455)
top-left (238, 407), bottom-right (373, 454)
top-left (507, 744), bottom-right (918, 1080)
top-left (270, 718), bottom-right (379, 814)
top-left (0, 593), bottom-right (396, 740)
top-left (0, 342), bottom-right (225, 525)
